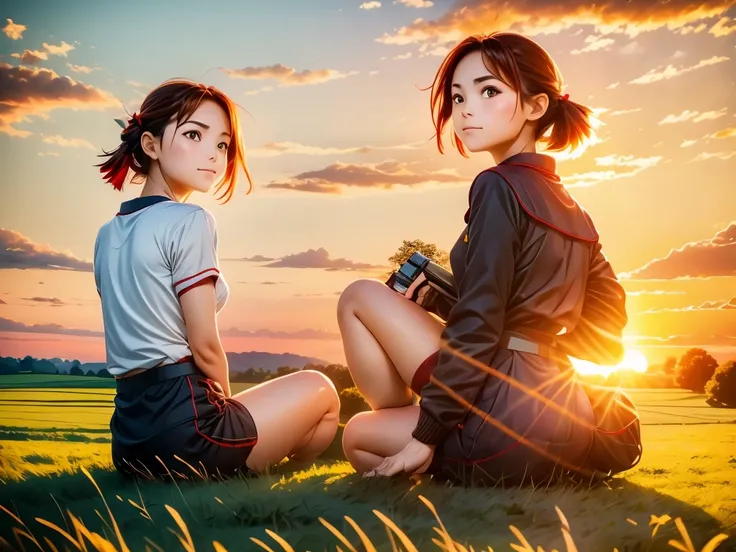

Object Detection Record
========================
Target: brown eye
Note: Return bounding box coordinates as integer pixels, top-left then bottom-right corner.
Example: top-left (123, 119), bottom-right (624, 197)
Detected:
top-left (452, 94), bottom-right (464, 104)
top-left (482, 86), bottom-right (500, 98)
top-left (184, 130), bottom-right (201, 141)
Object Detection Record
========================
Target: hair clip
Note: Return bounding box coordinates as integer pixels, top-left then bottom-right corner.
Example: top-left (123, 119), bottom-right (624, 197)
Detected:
top-left (559, 93), bottom-right (570, 101)
top-left (114, 113), bottom-right (142, 129)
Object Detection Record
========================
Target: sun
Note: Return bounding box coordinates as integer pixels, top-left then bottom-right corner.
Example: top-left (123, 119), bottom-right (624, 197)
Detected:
top-left (569, 349), bottom-right (649, 377)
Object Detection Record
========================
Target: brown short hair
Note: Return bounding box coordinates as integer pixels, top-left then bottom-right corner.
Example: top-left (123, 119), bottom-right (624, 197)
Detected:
top-left (429, 32), bottom-right (594, 157)
top-left (96, 79), bottom-right (252, 203)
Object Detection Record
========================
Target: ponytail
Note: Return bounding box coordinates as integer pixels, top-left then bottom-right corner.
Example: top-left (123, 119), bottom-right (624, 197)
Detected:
top-left (96, 113), bottom-right (148, 191)
top-left (540, 93), bottom-right (594, 153)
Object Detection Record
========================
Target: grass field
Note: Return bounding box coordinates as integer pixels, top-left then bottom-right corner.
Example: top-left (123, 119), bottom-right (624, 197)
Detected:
top-left (0, 374), bottom-right (734, 551)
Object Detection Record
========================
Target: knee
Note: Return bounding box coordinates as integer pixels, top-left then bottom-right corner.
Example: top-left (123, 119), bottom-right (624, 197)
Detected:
top-left (341, 411), bottom-right (372, 452)
top-left (299, 370), bottom-right (340, 414)
top-left (337, 278), bottom-right (383, 318)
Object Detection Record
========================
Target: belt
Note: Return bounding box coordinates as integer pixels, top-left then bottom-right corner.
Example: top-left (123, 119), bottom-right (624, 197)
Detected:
top-left (115, 360), bottom-right (201, 393)
top-left (500, 332), bottom-right (557, 359)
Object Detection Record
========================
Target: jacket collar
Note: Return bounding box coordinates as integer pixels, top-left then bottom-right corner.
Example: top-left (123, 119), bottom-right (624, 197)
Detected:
top-left (117, 195), bottom-right (173, 216)
top-left (498, 152), bottom-right (557, 174)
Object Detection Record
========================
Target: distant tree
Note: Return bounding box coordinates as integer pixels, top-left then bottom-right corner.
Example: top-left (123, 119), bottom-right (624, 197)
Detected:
top-left (69, 365), bottom-right (84, 376)
top-left (0, 357), bottom-right (20, 375)
top-left (33, 359), bottom-right (57, 374)
top-left (97, 368), bottom-right (113, 378)
top-left (307, 363), bottom-right (355, 393)
top-left (675, 348), bottom-right (719, 393)
top-left (339, 386), bottom-right (370, 420)
top-left (662, 356), bottom-right (677, 375)
top-left (265, 366), bottom-right (301, 381)
top-left (705, 360), bottom-right (736, 408)
top-left (85, 369), bottom-right (97, 377)
top-left (19, 355), bottom-right (35, 372)
top-left (388, 239), bottom-right (450, 272)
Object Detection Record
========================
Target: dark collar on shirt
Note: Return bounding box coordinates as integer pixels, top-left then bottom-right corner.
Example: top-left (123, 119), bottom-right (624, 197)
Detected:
top-left (117, 195), bottom-right (173, 216)
top-left (498, 152), bottom-right (557, 174)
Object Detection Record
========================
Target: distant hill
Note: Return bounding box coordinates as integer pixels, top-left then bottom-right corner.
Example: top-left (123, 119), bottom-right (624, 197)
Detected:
top-left (44, 352), bottom-right (331, 375)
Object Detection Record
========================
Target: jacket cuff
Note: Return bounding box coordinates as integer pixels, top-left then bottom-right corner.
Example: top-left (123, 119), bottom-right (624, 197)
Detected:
top-left (412, 409), bottom-right (448, 445)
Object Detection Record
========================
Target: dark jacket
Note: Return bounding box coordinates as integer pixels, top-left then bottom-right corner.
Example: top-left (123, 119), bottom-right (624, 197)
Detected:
top-left (412, 152), bottom-right (627, 470)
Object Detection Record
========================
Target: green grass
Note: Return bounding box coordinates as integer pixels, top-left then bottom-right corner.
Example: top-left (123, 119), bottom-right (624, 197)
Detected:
top-left (0, 376), bottom-right (734, 551)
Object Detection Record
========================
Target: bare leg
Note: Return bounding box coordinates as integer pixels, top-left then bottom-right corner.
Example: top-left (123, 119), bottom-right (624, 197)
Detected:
top-left (342, 407), bottom-right (432, 475)
top-left (336, 278), bottom-right (444, 410)
top-left (231, 370), bottom-right (340, 473)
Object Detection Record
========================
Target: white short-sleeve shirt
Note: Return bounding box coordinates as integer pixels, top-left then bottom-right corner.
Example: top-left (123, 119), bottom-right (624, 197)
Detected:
top-left (93, 195), bottom-right (229, 376)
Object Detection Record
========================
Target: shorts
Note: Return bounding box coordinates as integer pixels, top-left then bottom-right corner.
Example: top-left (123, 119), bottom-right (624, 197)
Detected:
top-left (110, 360), bottom-right (258, 480)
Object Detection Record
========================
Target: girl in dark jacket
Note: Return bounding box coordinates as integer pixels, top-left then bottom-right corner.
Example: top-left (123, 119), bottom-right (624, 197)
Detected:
top-left (337, 32), bottom-right (628, 486)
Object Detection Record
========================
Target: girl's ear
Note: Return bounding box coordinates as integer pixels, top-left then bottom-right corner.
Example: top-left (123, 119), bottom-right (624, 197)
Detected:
top-left (526, 93), bottom-right (549, 122)
top-left (140, 131), bottom-right (159, 160)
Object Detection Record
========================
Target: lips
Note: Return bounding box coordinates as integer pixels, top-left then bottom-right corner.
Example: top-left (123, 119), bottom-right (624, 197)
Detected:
top-left (198, 169), bottom-right (216, 174)
top-left (462, 127), bottom-right (482, 131)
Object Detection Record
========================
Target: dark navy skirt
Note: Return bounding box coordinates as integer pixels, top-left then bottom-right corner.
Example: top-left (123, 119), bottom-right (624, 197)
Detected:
top-left (110, 361), bottom-right (258, 480)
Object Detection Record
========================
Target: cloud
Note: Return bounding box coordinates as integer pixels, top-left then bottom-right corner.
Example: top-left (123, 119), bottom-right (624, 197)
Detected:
top-left (37, 152), bottom-right (60, 157)
top-left (11, 50), bottom-right (48, 65)
top-left (0, 228), bottom-right (92, 272)
top-left (2, 18), bottom-right (25, 40)
top-left (0, 63), bottom-right (118, 137)
top-left (620, 222), bottom-right (736, 279)
top-left (709, 16), bottom-right (736, 36)
top-left (658, 108), bottom-right (728, 125)
top-left (258, 248), bottom-right (384, 271)
top-left (608, 108), bottom-right (641, 116)
top-left (0, 317), bottom-right (103, 337)
top-left (360, 1), bottom-right (382, 8)
top-left (22, 297), bottom-right (64, 305)
top-left (265, 161), bottom-right (467, 194)
top-left (237, 280), bottom-right (290, 285)
top-left (624, 290), bottom-right (687, 296)
top-left (41, 134), bottom-right (95, 150)
top-left (629, 55), bottom-right (729, 85)
top-left (680, 139), bottom-right (697, 147)
top-left (571, 35), bottom-right (615, 54)
top-left (619, 41), bottom-right (644, 55)
top-left (222, 64), bottom-right (357, 87)
top-left (688, 151), bottom-right (736, 162)
top-left (247, 140), bottom-right (425, 158)
top-left (375, 0), bottom-right (733, 51)
top-left (561, 154), bottom-right (663, 188)
top-left (11, 41), bottom-right (76, 66)
top-left (225, 254), bottom-right (278, 262)
top-left (219, 327), bottom-right (341, 340)
top-left (640, 297), bottom-right (736, 313)
top-left (67, 63), bottom-right (99, 74)
top-left (395, 0), bottom-right (433, 7)
top-left (708, 126), bottom-right (736, 139)
top-left (625, 334), bottom-right (736, 347)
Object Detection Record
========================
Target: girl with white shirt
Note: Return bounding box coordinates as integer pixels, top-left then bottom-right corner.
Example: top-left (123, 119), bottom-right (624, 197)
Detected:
top-left (94, 79), bottom-right (339, 479)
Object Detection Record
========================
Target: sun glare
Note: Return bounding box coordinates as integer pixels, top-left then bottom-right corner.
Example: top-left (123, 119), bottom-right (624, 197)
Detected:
top-left (569, 349), bottom-right (649, 378)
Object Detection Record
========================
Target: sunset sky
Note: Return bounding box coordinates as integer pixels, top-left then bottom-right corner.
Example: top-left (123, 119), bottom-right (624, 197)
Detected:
top-left (0, 1), bottom-right (734, 370)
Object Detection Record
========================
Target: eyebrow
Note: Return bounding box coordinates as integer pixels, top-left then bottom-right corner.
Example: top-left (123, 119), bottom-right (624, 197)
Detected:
top-left (182, 119), bottom-right (231, 137)
top-left (452, 75), bottom-right (498, 88)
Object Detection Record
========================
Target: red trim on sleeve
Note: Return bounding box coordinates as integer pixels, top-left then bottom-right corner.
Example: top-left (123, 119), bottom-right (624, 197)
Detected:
top-left (174, 267), bottom-right (220, 288)
top-left (177, 276), bottom-right (217, 298)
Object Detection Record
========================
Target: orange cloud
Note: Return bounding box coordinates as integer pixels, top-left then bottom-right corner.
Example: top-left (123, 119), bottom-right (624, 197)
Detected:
top-left (658, 108), bottom-right (728, 125)
top-left (230, 247), bottom-right (385, 271)
top-left (561, 154), bottom-right (662, 188)
top-left (360, 1), bottom-right (382, 9)
top-left (375, 1), bottom-right (733, 50)
top-left (10, 41), bottom-right (75, 65)
top-left (248, 140), bottom-right (425, 158)
top-left (0, 316), bottom-right (103, 337)
top-left (0, 63), bottom-right (118, 137)
top-left (41, 134), bottom-right (95, 150)
top-left (629, 55), bottom-right (729, 85)
top-left (0, 228), bottom-right (92, 272)
top-left (266, 161), bottom-right (467, 193)
top-left (222, 64), bottom-right (357, 87)
top-left (2, 18), bottom-right (25, 40)
top-left (620, 222), bottom-right (736, 279)
top-left (219, 327), bottom-right (341, 340)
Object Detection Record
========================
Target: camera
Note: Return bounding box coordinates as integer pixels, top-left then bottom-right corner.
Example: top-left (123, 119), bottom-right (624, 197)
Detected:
top-left (385, 252), bottom-right (457, 304)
